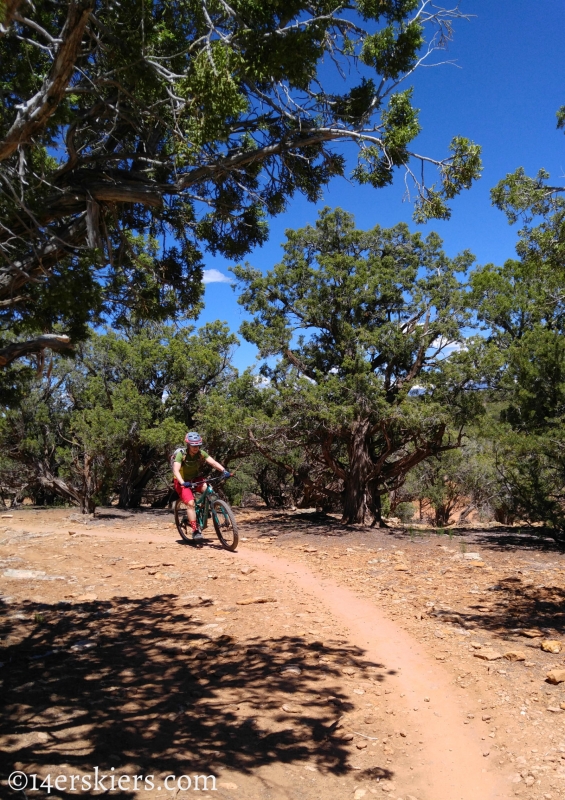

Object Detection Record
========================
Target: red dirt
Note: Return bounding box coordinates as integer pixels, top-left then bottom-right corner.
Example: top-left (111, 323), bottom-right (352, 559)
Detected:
top-left (2, 505), bottom-right (565, 800)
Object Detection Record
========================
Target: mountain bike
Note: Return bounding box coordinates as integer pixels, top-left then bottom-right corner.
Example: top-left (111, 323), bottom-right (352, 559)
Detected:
top-left (173, 475), bottom-right (238, 551)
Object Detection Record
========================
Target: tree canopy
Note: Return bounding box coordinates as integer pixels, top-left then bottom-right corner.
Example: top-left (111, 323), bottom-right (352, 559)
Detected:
top-left (468, 165), bottom-right (565, 534)
top-left (0, 0), bottom-right (481, 370)
top-left (229, 207), bottom-right (483, 524)
top-left (0, 320), bottom-right (237, 511)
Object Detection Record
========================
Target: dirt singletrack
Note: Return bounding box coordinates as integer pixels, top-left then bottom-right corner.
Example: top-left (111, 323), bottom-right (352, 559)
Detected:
top-left (2, 505), bottom-right (565, 800)
top-left (245, 547), bottom-right (512, 800)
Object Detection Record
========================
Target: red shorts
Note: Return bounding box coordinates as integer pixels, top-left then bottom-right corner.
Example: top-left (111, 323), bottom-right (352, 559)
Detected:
top-left (174, 478), bottom-right (204, 504)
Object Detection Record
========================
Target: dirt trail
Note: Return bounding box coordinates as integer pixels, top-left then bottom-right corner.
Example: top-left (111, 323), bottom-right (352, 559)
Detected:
top-left (245, 548), bottom-right (512, 800)
top-left (5, 506), bottom-right (565, 800)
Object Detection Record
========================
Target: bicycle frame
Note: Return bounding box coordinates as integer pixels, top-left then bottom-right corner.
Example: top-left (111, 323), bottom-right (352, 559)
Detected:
top-left (174, 474), bottom-right (238, 551)
top-left (192, 478), bottom-right (223, 530)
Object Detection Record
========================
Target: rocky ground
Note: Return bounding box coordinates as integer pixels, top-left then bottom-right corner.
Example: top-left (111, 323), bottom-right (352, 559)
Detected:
top-left (2, 506), bottom-right (565, 800)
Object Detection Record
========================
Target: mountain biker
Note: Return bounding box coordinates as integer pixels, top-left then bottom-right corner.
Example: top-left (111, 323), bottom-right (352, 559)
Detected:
top-left (172, 432), bottom-right (230, 541)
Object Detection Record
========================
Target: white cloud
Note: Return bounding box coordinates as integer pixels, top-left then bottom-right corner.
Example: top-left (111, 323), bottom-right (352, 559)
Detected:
top-left (430, 337), bottom-right (467, 354)
top-left (202, 269), bottom-right (233, 284)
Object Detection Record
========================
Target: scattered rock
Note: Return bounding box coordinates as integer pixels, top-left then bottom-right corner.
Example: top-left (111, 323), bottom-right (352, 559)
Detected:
top-left (76, 593), bottom-right (97, 601)
top-left (342, 667), bottom-right (356, 676)
top-left (520, 628), bottom-right (544, 638)
top-left (541, 640), bottom-right (562, 654)
top-left (218, 782), bottom-right (238, 790)
top-left (353, 790), bottom-right (367, 800)
top-left (70, 639), bottom-right (97, 651)
top-left (3, 569), bottom-right (46, 579)
top-left (474, 649), bottom-right (503, 661)
top-left (482, 714), bottom-right (491, 722)
top-left (240, 566), bottom-right (256, 575)
top-left (236, 597), bottom-right (277, 605)
top-left (547, 706), bottom-right (563, 713)
top-left (464, 553), bottom-right (482, 560)
top-left (281, 704), bottom-right (300, 713)
top-left (504, 651), bottom-right (526, 661)
top-left (281, 665), bottom-right (301, 675)
top-left (546, 669), bottom-right (565, 685)
top-left (356, 741), bottom-right (368, 749)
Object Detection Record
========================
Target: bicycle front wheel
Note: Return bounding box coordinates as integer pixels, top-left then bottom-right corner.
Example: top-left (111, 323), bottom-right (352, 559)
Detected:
top-left (174, 498), bottom-right (192, 543)
top-left (212, 499), bottom-right (239, 551)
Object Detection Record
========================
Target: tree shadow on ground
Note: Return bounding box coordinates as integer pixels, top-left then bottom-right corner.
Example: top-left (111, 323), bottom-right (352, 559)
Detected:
top-left (0, 595), bottom-right (392, 798)
top-left (469, 528), bottom-right (565, 554)
top-left (97, 509), bottom-right (174, 519)
top-left (388, 525), bottom-right (565, 554)
top-left (436, 576), bottom-right (565, 638)
top-left (247, 511), bottom-right (359, 540)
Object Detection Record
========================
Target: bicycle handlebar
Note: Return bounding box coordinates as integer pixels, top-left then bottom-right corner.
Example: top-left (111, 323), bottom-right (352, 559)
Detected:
top-left (184, 474), bottom-right (232, 489)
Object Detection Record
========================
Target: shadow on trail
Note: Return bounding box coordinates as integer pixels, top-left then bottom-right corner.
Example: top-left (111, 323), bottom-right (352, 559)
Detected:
top-left (0, 595), bottom-right (392, 798)
top-left (470, 528), bottom-right (565, 554)
top-left (385, 524), bottom-right (565, 555)
top-left (246, 510), bottom-right (361, 540)
top-left (436, 576), bottom-right (565, 637)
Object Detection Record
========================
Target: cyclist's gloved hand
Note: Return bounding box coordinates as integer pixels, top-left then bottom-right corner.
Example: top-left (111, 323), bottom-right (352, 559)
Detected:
top-left (183, 481), bottom-right (193, 488)
top-left (222, 470), bottom-right (231, 479)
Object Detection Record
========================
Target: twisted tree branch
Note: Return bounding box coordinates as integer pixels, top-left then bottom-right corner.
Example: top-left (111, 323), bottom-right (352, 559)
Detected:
top-left (0, 0), bottom-right (94, 161)
top-left (0, 334), bottom-right (73, 367)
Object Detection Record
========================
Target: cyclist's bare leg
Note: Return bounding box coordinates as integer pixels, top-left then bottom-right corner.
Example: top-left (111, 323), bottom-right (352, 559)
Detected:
top-left (186, 499), bottom-right (197, 526)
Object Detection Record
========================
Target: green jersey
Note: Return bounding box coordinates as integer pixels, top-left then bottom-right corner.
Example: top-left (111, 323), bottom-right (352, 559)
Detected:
top-left (174, 448), bottom-right (209, 481)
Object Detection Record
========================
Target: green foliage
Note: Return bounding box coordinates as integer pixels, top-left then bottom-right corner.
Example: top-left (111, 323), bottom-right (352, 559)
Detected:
top-left (361, 21), bottom-right (424, 80)
top-left (471, 171), bottom-right (565, 534)
top-left (231, 207), bottom-right (484, 523)
top-left (394, 501), bottom-right (415, 523)
top-left (1, 319), bottom-right (238, 512)
top-left (353, 89), bottom-right (422, 187)
top-left (414, 137), bottom-right (483, 223)
top-left (400, 435), bottom-right (507, 526)
top-left (0, 0), bottom-right (480, 366)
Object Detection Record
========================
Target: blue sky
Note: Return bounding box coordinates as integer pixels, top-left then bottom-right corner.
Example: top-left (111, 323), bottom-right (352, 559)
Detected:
top-left (197, 0), bottom-right (565, 371)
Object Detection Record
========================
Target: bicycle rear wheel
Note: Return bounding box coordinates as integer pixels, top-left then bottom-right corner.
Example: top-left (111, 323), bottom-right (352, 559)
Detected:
top-left (212, 499), bottom-right (238, 551)
top-left (174, 498), bottom-right (193, 543)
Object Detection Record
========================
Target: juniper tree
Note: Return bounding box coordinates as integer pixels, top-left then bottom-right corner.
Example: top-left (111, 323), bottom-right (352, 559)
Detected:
top-left (0, 0), bottom-right (481, 369)
top-left (232, 207), bottom-right (483, 524)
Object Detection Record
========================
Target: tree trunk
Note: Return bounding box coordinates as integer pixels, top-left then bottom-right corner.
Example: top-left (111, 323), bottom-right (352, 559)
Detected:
top-left (368, 488), bottom-right (387, 528)
top-left (341, 418), bottom-right (374, 524)
top-left (37, 470), bottom-right (81, 508)
top-left (117, 450), bottom-right (155, 509)
top-left (78, 452), bottom-right (97, 514)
